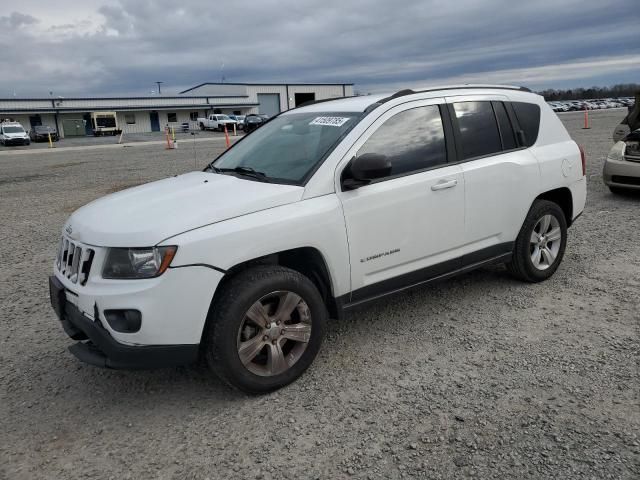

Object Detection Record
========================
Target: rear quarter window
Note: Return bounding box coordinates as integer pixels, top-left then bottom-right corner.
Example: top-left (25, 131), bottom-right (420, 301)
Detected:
top-left (511, 102), bottom-right (541, 147)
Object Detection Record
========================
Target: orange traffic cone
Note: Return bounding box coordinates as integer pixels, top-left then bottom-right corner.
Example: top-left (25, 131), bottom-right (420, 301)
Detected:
top-left (224, 124), bottom-right (231, 148)
top-left (582, 107), bottom-right (590, 130)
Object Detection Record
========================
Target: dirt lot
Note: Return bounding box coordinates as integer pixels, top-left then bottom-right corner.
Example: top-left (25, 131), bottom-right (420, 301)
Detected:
top-left (0, 129), bottom-right (233, 151)
top-left (0, 109), bottom-right (638, 479)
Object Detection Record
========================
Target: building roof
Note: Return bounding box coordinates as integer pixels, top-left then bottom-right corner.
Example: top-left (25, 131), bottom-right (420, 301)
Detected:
top-left (180, 82), bottom-right (354, 94)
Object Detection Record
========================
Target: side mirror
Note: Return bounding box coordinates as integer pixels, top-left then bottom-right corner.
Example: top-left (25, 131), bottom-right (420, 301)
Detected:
top-left (342, 153), bottom-right (392, 190)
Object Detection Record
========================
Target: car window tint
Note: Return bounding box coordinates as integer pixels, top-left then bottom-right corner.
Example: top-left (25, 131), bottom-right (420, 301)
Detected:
top-left (453, 101), bottom-right (502, 159)
top-left (493, 101), bottom-right (517, 150)
top-left (512, 102), bottom-right (541, 147)
top-left (357, 105), bottom-right (447, 177)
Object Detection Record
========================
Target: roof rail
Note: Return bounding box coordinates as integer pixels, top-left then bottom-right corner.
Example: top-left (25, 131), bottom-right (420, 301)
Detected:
top-left (364, 84), bottom-right (534, 112)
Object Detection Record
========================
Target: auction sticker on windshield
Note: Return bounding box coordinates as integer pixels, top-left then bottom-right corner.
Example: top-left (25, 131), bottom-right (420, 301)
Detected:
top-left (309, 117), bottom-right (350, 127)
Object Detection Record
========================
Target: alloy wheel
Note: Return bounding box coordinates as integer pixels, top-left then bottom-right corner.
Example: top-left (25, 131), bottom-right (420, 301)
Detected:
top-left (530, 214), bottom-right (562, 270)
top-left (236, 291), bottom-right (312, 376)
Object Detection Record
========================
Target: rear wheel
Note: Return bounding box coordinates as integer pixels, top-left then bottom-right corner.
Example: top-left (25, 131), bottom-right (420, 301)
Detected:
top-left (507, 200), bottom-right (567, 282)
top-left (204, 265), bottom-right (327, 394)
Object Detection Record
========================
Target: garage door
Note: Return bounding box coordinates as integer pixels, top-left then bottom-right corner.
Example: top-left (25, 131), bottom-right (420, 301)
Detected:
top-left (257, 94), bottom-right (281, 117)
top-left (62, 119), bottom-right (85, 137)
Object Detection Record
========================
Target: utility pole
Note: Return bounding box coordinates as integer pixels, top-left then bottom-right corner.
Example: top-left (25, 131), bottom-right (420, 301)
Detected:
top-left (155, 81), bottom-right (164, 95)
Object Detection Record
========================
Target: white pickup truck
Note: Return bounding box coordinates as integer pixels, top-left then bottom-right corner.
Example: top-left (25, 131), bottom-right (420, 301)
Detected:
top-left (197, 114), bottom-right (238, 132)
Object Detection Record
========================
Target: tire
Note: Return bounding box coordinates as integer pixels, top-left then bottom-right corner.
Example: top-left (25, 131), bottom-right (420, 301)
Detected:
top-left (204, 265), bottom-right (327, 394)
top-left (199, 123), bottom-right (205, 131)
top-left (507, 199), bottom-right (567, 282)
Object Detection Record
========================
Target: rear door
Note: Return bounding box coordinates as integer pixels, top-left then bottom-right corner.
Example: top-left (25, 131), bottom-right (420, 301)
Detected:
top-left (337, 100), bottom-right (466, 303)
top-left (446, 96), bottom-right (539, 254)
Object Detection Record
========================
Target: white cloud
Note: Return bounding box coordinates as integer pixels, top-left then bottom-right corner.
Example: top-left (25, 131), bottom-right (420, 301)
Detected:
top-left (0, 0), bottom-right (637, 96)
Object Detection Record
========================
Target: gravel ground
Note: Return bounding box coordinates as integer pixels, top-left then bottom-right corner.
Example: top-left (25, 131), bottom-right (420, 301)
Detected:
top-left (0, 109), bottom-right (638, 480)
top-left (0, 129), bottom-right (235, 151)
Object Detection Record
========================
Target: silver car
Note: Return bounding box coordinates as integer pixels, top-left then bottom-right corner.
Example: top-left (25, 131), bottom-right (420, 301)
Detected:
top-left (603, 129), bottom-right (640, 194)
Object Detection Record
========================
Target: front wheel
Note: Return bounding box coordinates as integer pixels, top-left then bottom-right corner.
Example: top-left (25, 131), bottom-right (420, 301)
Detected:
top-left (204, 266), bottom-right (327, 394)
top-left (507, 200), bottom-right (567, 282)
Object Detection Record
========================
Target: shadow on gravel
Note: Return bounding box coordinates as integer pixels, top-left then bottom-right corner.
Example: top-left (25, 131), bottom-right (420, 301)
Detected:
top-left (43, 265), bottom-right (515, 409)
top-left (335, 264), bottom-right (513, 323)
top-left (608, 189), bottom-right (640, 201)
top-left (56, 361), bottom-right (248, 408)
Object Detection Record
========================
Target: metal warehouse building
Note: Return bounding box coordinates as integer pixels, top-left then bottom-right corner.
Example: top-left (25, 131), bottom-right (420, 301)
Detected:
top-left (0, 82), bottom-right (354, 138)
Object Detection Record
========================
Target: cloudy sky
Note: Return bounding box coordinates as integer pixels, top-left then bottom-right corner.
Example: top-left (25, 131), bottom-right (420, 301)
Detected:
top-left (0, 0), bottom-right (638, 97)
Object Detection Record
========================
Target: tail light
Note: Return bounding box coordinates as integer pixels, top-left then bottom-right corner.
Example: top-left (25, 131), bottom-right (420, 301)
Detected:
top-left (578, 145), bottom-right (586, 176)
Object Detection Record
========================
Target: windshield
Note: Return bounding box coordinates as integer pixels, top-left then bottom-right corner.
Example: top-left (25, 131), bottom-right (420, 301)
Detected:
top-left (210, 111), bottom-right (360, 184)
top-left (218, 115), bottom-right (231, 121)
top-left (97, 117), bottom-right (116, 128)
top-left (35, 126), bottom-right (53, 133)
top-left (2, 126), bottom-right (24, 133)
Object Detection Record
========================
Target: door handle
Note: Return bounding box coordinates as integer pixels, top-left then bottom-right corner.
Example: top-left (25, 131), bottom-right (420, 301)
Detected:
top-left (431, 179), bottom-right (458, 191)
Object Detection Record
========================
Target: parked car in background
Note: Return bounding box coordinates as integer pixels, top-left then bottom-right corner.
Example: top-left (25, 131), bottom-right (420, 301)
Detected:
top-left (604, 129), bottom-right (640, 194)
top-left (231, 115), bottom-right (246, 129)
top-left (30, 125), bottom-right (59, 142)
top-left (612, 92), bottom-right (639, 142)
top-left (49, 85), bottom-right (586, 393)
top-left (0, 121), bottom-right (30, 146)
top-left (244, 114), bottom-right (269, 132)
top-left (197, 114), bottom-right (237, 132)
top-left (551, 102), bottom-right (570, 113)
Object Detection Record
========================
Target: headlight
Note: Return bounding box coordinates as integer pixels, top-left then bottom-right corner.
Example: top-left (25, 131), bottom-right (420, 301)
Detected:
top-left (102, 246), bottom-right (177, 279)
top-left (607, 141), bottom-right (626, 162)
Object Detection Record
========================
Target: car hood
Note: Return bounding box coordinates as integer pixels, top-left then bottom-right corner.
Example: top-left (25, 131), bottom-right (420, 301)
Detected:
top-left (65, 171), bottom-right (304, 247)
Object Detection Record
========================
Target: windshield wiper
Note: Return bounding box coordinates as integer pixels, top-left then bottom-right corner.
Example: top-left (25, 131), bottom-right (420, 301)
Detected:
top-left (207, 164), bottom-right (270, 182)
top-left (231, 166), bottom-right (268, 179)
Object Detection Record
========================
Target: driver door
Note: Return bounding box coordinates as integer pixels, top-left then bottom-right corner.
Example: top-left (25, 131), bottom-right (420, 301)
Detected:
top-left (337, 100), bottom-right (466, 304)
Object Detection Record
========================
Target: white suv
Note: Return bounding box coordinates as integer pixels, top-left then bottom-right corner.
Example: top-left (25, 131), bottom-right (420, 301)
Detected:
top-left (49, 85), bottom-right (586, 393)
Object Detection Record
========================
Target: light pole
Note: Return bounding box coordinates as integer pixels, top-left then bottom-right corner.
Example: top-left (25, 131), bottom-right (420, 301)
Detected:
top-left (155, 81), bottom-right (164, 95)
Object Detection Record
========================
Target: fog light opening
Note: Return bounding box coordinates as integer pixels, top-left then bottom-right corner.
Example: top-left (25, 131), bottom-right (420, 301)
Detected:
top-left (104, 309), bottom-right (142, 333)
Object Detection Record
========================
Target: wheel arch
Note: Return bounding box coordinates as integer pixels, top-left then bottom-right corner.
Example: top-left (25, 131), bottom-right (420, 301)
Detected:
top-left (209, 246), bottom-right (339, 322)
top-left (534, 187), bottom-right (573, 226)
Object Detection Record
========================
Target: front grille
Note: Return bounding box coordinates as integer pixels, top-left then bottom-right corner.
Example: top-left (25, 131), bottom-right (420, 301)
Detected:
top-left (611, 175), bottom-right (640, 186)
top-left (56, 236), bottom-right (95, 285)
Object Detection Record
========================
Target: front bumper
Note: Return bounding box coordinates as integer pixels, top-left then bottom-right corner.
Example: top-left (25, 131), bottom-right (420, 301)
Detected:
top-left (603, 156), bottom-right (640, 189)
top-left (49, 275), bottom-right (199, 369)
top-left (33, 134), bottom-right (58, 142)
top-left (3, 138), bottom-right (29, 145)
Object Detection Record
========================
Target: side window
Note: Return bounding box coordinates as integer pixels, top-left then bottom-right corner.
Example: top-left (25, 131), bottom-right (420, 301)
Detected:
top-left (453, 101), bottom-right (502, 159)
top-left (511, 102), bottom-right (541, 147)
top-left (357, 105), bottom-right (447, 177)
top-left (493, 101), bottom-right (517, 150)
